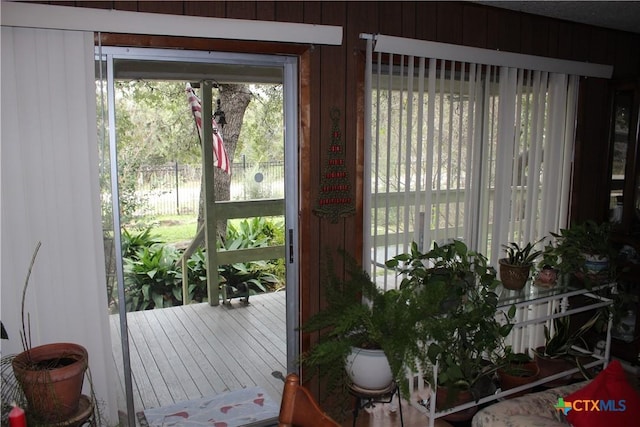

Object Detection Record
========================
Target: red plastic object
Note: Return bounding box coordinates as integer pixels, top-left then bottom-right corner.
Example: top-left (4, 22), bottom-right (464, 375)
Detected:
top-left (9, 405), bottom-right (26, 427)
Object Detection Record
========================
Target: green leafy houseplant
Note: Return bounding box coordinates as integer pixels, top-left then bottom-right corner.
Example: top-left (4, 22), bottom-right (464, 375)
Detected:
top-left (501, 240), bottom-right (543, 266)
top-left (387, 240), bottom-right (515, 416)
top-left (499, 240), bottom-right (543, 290)
top-left (299, 249), bottom-right (426, 408)
top-left (533, 312), bottom-right (601, 360)
top-left (497, 349), bottom-right (536, 376)
top-left (495, 347), bottom-right (539, 398)
top-left (532, 311), bottom-right (601, 386)
top-left (541, 221), bottom-right (616, 287)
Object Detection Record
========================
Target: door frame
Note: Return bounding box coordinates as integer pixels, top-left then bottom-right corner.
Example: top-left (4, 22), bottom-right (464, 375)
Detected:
top-left (96, 41), bottom-right (307, 419)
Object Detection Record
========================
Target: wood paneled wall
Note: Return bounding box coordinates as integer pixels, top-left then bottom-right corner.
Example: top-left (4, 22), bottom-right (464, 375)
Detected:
top-left (64, 0), bottom-right (640, 388)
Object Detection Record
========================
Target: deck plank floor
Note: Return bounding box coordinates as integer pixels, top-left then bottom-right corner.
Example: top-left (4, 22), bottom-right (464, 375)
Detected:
top-left (110, 291), bottom-right (287, 415)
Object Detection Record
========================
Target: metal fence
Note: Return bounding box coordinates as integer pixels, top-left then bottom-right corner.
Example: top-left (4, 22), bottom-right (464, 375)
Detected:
top-left (136, 160), bottom-right (285, 216)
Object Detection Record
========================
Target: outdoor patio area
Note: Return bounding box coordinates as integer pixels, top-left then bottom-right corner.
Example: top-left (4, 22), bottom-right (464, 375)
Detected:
top-left (109, 291), bottom-right (287, 415)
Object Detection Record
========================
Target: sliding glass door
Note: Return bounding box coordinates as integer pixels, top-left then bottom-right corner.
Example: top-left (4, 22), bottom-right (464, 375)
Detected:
top-left (96, 47), bottom-right (299, 421)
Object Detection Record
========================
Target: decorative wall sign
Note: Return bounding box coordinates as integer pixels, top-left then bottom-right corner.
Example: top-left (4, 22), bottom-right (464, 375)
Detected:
top-left (314, 107), bottom-right (355, 223)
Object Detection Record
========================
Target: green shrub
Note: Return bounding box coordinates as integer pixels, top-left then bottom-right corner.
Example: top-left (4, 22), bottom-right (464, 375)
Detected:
top-left (121, 227), bottom-right (161, 260)
top-left (224, 217), bottom-right (284, 248)
top-left (123, 243), bottom-right (182, 310)
top-left (119, 218), bottom-right (285, 311)
top-left (218, 260), bottom-right (282, 296)
top-left (218, 217), bottom-right (285, 297)
top-left (185, 248), bottom-right (208, 303)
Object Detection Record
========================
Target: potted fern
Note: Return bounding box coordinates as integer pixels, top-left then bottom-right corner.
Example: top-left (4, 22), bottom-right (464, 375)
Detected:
top-left (498, 239), bottom-right (543, 290)
top-left (299, 249), bottom-right (425, 404)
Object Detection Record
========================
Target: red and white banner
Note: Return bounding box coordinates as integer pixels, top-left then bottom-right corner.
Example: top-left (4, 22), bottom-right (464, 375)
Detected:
top-left (186, 83), bottom-right (231, 174)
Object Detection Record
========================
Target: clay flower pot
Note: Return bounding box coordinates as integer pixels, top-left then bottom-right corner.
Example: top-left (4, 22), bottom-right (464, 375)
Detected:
top-left (12, 342), bottom-right (88, 422)
top-left (435, 386), bottom-right (478, 421)
top-left (533, 346), bottom-right (573, 388)
top-left (498, 361), bottom-right (540, 398)
top-left (499, 259), bottom-right (531, 290)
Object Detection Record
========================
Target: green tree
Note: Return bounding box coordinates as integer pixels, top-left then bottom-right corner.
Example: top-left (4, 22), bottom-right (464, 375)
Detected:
top-left (111, 80), bottom-right (200, 222)
top-left (237, 84), bottom-right (284, 162)
top-left (105, 79), bottom-right (283, 231)
top-left (116, 80), bottom-right (200, 165)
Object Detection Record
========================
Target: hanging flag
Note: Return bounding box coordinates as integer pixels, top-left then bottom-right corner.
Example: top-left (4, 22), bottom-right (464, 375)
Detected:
top-left (186, 83), bottom-right (231, 174)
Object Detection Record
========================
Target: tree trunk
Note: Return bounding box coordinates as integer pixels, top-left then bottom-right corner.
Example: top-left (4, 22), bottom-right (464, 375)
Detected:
top-left (197, 83), bottom-right (252, 242)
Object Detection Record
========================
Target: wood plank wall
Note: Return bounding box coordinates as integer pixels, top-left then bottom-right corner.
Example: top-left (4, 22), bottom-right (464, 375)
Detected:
top-left (55, 0), bottom-right (640, 392)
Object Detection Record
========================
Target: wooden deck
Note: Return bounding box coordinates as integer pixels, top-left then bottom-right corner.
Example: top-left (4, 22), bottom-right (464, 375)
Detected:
top-left (109, 291), bottom-right (287, 415)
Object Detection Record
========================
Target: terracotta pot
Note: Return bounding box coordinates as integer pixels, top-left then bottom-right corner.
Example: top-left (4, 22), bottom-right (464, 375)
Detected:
top-left (498, 362), bottom-right (539, 398)
top-left (12, 342), bottom-right (88, 422)
top-left (499, 259), bottom-right (531, 290)
top-left (533, 346), bottom-right (573, 387)
top-left (435, 386), bottom-right (478, 422)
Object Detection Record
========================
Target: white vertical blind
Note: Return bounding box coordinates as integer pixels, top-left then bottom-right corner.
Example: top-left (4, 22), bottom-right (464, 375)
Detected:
top-left (364, 35), bottom-right (580, 283)
top-left (1, 26), bottom-right (117, 422)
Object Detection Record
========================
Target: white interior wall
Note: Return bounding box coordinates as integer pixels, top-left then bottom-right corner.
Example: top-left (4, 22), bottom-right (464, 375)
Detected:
top-left (1, 26), bottom-right (117, 422)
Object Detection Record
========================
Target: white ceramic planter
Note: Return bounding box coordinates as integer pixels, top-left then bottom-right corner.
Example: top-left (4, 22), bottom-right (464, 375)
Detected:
top-left (345, 347), bottom-right (393, 390)
top-left (583, 254), bottom-right (609, 274)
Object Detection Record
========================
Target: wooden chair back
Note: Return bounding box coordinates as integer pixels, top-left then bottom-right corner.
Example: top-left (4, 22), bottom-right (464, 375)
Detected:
top-left (278, 373), bottom-right (340, 427)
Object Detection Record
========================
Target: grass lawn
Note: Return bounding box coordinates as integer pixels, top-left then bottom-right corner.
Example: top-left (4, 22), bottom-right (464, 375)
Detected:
top-left (139, 214), bottom-right (285, 245)
top-left (152, 214), bottom-right (199, 243)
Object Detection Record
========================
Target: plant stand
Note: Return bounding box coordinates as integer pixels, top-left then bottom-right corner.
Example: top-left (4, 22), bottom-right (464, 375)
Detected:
top-left (40, 395), bottom-right (95, 427)
top-left (348, 381), bottom-right (403, 427)
top-left (410, 280), bottom-right (615, 427)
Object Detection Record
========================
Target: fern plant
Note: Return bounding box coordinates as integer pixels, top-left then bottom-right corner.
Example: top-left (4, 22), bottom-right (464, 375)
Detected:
top-left (299, 249), bottom-right (425, 404)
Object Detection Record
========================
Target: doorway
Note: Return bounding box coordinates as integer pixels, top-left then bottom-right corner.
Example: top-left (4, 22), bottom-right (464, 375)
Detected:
top-left (96, 46), bottom-right (299, 420)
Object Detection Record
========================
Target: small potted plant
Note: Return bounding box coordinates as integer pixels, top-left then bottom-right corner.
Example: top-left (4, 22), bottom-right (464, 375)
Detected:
top-left (535, 262), bottom-right (559, 287)
top-left (541, 221), bottom-right (616, 287)
top-left (10, 242), bottom-right (89, 423)
top-left (499, 239), bottom-right (543, 290)
top-left (532, 311), bottom-right (601, 387)
top-left (496, 347), bottom-right (539, 398)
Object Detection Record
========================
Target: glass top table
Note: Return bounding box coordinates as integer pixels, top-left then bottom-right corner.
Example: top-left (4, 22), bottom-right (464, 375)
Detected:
top-left (495, 278), bottom-right (614, 311)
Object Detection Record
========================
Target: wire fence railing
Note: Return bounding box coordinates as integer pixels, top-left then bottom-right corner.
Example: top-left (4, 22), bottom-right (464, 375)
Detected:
top-left (136, 160), bottom-right (285, 216)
